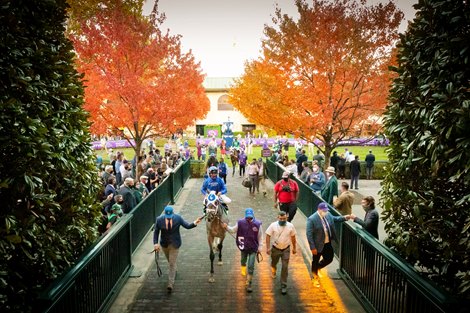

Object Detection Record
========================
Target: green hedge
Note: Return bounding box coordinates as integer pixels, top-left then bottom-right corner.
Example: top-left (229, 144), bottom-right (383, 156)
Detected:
top-left (190, 160), bottom-right (207, 178)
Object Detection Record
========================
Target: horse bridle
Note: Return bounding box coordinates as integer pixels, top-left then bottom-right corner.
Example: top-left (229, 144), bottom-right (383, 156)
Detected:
top-left (205, 205), bottom-right (219, 222)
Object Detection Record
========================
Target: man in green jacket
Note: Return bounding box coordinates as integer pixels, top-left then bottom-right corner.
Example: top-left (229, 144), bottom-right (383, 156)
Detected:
top-left (321, 166), bottom-right (338, 205)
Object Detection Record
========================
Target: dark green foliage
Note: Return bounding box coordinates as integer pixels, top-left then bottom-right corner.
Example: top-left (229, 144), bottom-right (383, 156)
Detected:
top-left (0, 0), bottom-right (101, 310)
top-left (382, 0), bottom-right (470, 297)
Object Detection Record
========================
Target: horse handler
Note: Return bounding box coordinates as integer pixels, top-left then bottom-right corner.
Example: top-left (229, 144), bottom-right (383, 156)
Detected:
top-left (266, 211), bottom-right (297, 295)
top-left (153, 206), bottom-right (202, 292)
top-left (223, 208), bottom-right (263, 293)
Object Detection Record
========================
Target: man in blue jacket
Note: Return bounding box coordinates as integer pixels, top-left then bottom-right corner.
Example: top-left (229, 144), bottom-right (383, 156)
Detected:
top-left (153, 206), bottom-right (202, 292)
top-left (218, 158), bottom-right (228, 184)
top-left (306, 202), bottom-right (351, 287)
top-left (201, 166), bottom-right (227, 195)
top-left (201, 166), bottom-right (229, 212)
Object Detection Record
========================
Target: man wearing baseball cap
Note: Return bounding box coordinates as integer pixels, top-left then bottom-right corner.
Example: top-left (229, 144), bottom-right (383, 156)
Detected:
top-left (224, 208), bottom-right (264, 293)
top-left (306, 202), bottom-right (352, 287)
top-left (153, 206), bottom-right (202, 292)
top-left (273, 171), bottom-right (299, 222)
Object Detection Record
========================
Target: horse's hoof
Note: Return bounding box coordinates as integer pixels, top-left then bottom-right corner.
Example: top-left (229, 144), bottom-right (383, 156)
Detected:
top-left (217, 261), bottom-right (223, 266)
top-left (208, 277), bottom-right (215, 283)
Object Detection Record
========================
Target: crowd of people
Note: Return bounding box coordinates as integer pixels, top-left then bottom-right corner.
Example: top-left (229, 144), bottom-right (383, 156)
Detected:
top-left (95, 135), bottom-right (380, 295)
top-left (153, 155), bottom-right (379, 295)
top-left (270, 142), bottom-right (376, 196)
top-left (96, 142), bottom-right (191, 234)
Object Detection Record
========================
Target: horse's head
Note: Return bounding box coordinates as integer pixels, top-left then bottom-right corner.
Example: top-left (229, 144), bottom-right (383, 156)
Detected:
top-left (204, 191), bottom-right (220, 222)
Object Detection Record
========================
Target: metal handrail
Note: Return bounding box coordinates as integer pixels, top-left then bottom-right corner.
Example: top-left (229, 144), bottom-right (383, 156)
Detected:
top-left (37, 159), bottom-right (191, 313)
top-left (266, 158), bottom-right (459, 313)
top-left (38, 214), bottom-right (133, 312)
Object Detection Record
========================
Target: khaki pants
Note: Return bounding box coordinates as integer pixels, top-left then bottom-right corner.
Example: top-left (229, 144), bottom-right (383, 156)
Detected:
top-left (162, 245), bottom-right (179, 285)
top-left (271, 246), bottom-right (291, 286)
top-left (258, 176), bottom-right (267, 193)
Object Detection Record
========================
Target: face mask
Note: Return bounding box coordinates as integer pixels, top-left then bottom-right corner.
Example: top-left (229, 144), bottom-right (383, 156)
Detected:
top-left (362, 205), bottom-right (369, 211)
top-left (278, 220), bottom-right (287, 226)
top-left (319, 211), bottom-right (328, 218)
top-left (313, 168), bottom-right (319, 173)
top-left (283, 178), bottom-right (288, 182)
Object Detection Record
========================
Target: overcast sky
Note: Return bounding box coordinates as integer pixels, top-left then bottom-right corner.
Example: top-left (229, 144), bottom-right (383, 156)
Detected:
top-left (143, 0), bottom-right (416, 77)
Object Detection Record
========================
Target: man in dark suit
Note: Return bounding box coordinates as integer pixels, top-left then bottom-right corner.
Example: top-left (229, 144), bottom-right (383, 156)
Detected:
top-left (103, 176), bottom-right (117, 214)
top-left (119, 177), bottom-right (137, 214)
top-left (351, 196), bottom-right (379, 283)
top-left (153, 206), bottom-right (202, 292)
top-left (296, 149), bottom-right (308, 176)
top-left (306, 202), bottom-right (351, 287)
top-left (350, 155), bottom-right (361, 189)
top-left (351, 196), bottom-right (379, 239)
top-left (365, 150), bottom-right (376, 180)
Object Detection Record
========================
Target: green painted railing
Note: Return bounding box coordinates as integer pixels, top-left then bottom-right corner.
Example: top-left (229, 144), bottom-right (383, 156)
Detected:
top-left (37, 159), bottom-right (191, 313)
top-left (38, 214), bottom-right (133, 313)
top-left (266, 159), bottom-right (460, 313)
top-left (129, 159), bottom-right (190, 254)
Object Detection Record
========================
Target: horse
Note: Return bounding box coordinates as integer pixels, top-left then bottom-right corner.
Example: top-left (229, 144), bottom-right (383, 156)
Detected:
top-left (204, 191), bottom-right (228, 283)
top-left (229, 148), bottom-right (239, 176)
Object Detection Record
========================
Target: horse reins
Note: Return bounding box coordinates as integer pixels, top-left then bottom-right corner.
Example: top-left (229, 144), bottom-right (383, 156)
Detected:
top-left (148, 250), bottom-right (163, 277)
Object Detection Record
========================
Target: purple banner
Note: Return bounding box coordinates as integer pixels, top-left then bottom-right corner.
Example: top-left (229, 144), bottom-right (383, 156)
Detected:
top-left (92, 137), bottom-right (388, 150)
top-left (91, 139), bottom-right (135, 150)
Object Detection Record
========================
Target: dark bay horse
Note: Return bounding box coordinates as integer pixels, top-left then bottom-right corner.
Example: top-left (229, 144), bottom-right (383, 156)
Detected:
top-left (204, 191), bottom-right (228, 283)
top-left (229, 148), bottom-right (239, 176)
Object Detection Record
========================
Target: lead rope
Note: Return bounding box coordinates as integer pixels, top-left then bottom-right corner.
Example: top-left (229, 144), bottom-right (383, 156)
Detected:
top-left (148, 250), bottom-right (163, 277)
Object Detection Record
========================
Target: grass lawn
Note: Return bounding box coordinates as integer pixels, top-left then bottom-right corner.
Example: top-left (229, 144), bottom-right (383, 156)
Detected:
top-left (94, 145), bottom-right (388, 163)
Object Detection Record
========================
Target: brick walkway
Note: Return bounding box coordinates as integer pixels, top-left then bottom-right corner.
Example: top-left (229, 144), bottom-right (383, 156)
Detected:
top-left (126, 172), bottom-right (350, 313)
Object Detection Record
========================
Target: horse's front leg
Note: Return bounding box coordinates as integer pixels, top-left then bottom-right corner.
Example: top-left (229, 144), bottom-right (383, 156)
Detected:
top-left (209, 248), bottom-right (215, 283)
top-left (217, 242), bottom-right (223, 266)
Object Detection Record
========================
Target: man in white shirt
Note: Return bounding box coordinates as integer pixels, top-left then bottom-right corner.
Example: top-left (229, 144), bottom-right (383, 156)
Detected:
top-left (346, 151), bottom-right (355, 163)
top-left (266, 211), bottom-right (297, 295)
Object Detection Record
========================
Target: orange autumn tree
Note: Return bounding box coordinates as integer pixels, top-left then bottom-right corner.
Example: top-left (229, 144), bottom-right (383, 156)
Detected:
top-left (66, 0), bottom-right (144, 34)
top-left (230, 0), bottom-right (403, 167)
top-left (71, 3), bottom-right (209, 175)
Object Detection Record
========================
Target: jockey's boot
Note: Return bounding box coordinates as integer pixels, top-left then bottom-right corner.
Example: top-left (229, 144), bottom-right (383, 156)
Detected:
top-left (246, 274), bottom-right (253, 293)
top-left (241, 265), bottom-right (246, 276)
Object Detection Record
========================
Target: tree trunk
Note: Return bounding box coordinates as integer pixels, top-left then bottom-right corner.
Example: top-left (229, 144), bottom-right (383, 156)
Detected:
top-left (134, 140), bottom-right (143, 180)
top-left (323, 144), bottom-right (332, 170)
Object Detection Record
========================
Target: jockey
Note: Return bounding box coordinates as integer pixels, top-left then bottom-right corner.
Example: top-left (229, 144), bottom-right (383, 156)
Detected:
top-left (201, 166), bottom-right (229, 212)
top-left (201, 166), bottom-right (227, 196)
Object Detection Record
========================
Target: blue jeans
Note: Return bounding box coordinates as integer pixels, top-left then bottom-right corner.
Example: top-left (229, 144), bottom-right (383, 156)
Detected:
top-left (241, 251), bottom-right (257, 275)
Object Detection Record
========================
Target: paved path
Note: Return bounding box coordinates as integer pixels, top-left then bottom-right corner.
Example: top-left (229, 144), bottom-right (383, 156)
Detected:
top-left (109, 172), bottom-right (372, 313)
